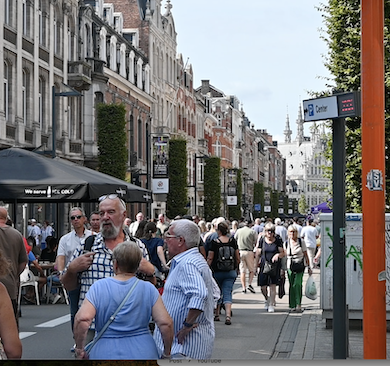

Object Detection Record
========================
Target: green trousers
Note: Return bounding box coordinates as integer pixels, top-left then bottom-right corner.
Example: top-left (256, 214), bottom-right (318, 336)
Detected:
top-left (287, 269), bottom-right (304, 308)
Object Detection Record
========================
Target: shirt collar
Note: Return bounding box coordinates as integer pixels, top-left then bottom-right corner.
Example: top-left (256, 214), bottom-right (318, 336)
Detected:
top-left (171, 247), bottom-right (199, 265)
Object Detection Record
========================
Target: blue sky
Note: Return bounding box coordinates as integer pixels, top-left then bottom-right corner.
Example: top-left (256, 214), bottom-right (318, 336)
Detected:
top-left (170, 0), bottom-right (332, 143)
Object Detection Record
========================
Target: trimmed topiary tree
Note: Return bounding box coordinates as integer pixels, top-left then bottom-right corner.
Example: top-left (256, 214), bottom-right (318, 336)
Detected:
top-left (166, 138), bottom-right (188, 218)
top-left (204, 157), bottom-right (221, 222)
top-left (97, 103), bottom-right (127, 180)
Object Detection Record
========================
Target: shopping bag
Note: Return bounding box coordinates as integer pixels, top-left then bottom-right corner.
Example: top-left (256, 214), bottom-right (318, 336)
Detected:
top-left (305, 275), bottom-right (317, 300)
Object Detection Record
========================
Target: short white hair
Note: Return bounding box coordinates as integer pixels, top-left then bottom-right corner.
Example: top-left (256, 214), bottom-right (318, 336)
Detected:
top-left (274, 218), bottom-right (281, 225)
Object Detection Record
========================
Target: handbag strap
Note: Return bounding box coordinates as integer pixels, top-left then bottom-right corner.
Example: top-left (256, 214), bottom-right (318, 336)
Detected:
top-left (88, 278), bottom-right (139, 352)
top-left (288, 238), bottom-right (301, 257)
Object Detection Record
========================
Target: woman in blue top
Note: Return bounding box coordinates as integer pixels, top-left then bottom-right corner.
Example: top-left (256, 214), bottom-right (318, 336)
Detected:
top-left (141, 222), bottom-right (169, 276)
top-left (73, 241), bottom-right (173, 360)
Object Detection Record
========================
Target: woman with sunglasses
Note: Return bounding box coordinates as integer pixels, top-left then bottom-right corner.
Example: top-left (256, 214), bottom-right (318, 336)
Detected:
top-left (255, 222), bottom-right (285, 313)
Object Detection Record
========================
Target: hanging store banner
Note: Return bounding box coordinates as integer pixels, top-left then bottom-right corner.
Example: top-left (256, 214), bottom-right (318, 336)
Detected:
top-left (227, 169), bottom-right (237, 205)
top-left (152, 178), bottom-right (169, 194)
top-left (153, 136), bottom-right (169, 178)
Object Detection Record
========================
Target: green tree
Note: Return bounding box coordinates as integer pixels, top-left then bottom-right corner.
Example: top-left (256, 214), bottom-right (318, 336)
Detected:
top-left (298, 194), bottom-right (308, 215)
top-left (204, 157), bottom-right (221, 221)
top-left (97, 103), bottom-right (127, 180)
top-left (271, 190), bottom-right (279, 219)
top-left (166, 139), bottom-right (188, 218)
top-left (319, 0), bottom-right (390, 212)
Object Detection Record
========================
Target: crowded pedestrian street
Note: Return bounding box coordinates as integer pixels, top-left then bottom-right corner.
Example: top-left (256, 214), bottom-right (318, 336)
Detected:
top-left (18, 268), bottom-right (390, 361)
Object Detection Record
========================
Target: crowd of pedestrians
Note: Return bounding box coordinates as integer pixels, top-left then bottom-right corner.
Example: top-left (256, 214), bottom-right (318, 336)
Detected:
top-left (0, 197), bottom-right (322, 360)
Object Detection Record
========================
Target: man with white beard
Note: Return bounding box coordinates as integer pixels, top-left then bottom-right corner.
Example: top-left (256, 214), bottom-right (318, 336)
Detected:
top-left (61, 194), bottom-right (155, 343)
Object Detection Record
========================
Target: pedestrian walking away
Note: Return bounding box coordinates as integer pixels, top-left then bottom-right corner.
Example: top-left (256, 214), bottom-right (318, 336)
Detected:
top-left (207, 221), bottom-right (240, 325)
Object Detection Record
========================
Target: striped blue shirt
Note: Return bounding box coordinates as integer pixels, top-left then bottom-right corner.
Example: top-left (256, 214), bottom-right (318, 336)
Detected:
top-left (153, 247), bottom-right (215, 359)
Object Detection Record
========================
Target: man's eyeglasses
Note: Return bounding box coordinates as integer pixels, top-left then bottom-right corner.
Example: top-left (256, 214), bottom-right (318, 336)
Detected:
top-left (164, 232), bottom-right (180, 239)
top-left (99, 194), bottom-right (126, 209)
top-left (70, 215), bottom-right (82, 220)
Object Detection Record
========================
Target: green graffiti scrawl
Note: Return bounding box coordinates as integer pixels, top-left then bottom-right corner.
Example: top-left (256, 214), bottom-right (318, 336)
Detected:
top-left (324, 227), bottom-right (363, 270)
top-left (346, 245), bottom-right (363, 270)
top-left (325, 227), bottom-right (333, 267)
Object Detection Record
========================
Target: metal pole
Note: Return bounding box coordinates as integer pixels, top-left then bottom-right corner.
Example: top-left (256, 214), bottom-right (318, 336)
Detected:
top-left (52, 86), bottom-right (56, 158)
top-left (332, 117), bottom-right (347, 359)
top-left (361, 0), bottom-right (386, 359)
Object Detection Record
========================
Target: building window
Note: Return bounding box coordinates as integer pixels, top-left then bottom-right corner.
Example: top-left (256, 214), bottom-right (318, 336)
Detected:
top-left (138, 119), bottom-right (142, 159)
top-left (4, 0), bottom-right (10, 25)
top-left (54, 11), bottom-right (62, 56)
top-left (215, 113), bottom-right (222, 127)
top-left (38, 1), bottom-right (43, 44)
top-left (22, 0), bottom-right (27, 35)
top-left (129, 114), bottom-right (134, 153)
top-left (54, 15), bottom-right (58, 54)
top-left (215, 141), bottom-right (222, 157)
top-left (84, 24), bottom-right (91, 58)
top-left (38, 77), bottom-right (44, 130)
top-left (22, 70), bottom-right (27, 125)
top-left (4, 63), bottom-right (9, 122)
top-left (198, 160), bottom-right (204, 183)
top-left (68, 21), bottom-right (72, 60)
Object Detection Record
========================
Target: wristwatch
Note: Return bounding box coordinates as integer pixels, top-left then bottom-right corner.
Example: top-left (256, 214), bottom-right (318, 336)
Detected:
top-left (183, 321), bottom-right (194, 328)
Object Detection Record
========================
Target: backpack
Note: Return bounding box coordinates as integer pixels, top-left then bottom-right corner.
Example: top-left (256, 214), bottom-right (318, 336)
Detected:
top-left (215, 239), bottom-right (235, 271)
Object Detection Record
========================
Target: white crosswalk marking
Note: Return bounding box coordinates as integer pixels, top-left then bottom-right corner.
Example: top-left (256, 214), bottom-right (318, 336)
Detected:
top-left (35, 314), bottom-right (70, 328)
top-left (19, 332), bottom-right (37, 340)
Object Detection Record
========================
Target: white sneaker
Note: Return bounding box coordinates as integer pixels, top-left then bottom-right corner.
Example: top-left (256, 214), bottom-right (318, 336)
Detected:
top-left (264, 301), bottom-right (269, 310)
top-left (268, 305), bottom-right (275, 313)
top-left (52, 294), bottom-right (61, 304)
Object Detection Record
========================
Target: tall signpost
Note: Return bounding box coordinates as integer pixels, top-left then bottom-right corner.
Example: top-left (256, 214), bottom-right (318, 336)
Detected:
top-left (303, 91), bottom-right (360, 359)
top-left (361, 1), bottom-right (386, 359)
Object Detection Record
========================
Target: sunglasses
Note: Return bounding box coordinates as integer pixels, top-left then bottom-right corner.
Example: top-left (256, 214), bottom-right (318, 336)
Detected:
top-left (99, 194), bottom-right (126, 209)
top-left (70, 215), bottom-right (82, 220)
top-left (266, 230), bottom-right (275, 234)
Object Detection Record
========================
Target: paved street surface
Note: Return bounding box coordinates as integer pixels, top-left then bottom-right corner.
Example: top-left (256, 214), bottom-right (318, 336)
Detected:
top-left (19, 268), bottom-right (390, 362)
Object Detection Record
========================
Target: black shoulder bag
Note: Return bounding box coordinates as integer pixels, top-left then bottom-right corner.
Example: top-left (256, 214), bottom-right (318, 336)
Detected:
top-left (289, 238), bottom-right (305, 273)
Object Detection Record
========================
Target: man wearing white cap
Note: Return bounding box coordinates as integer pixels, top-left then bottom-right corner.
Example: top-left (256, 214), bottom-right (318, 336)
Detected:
top-left (29, 219), bottom-right (41, 248)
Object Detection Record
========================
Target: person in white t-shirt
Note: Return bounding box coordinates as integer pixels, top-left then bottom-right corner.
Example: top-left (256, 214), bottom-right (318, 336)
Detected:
top-left (129, 212), bottom-right (144, 236)
top-left (300, 219), bottom-right (319, 269)
top-left (56, 207), bottom-right (92, 333)
top-left (274, 218), bottom-right (287, 243)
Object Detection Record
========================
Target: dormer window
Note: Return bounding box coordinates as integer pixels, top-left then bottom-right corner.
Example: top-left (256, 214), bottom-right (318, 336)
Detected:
top-left (215, 113), bottom-right (222, 126)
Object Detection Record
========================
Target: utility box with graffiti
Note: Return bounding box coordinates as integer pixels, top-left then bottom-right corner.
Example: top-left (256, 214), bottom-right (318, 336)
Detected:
top-left (320, 213), bottom-right (390, 323)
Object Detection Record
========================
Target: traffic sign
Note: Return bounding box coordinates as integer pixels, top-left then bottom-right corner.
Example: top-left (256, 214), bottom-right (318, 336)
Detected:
top-left (303, 96), bottom-right (338, 122)
top-left (303, 91), bottom-right (361, 122)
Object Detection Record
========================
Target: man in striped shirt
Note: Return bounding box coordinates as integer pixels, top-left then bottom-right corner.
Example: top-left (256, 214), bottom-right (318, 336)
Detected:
top-left (153, 219), bottom-right (215, 359)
